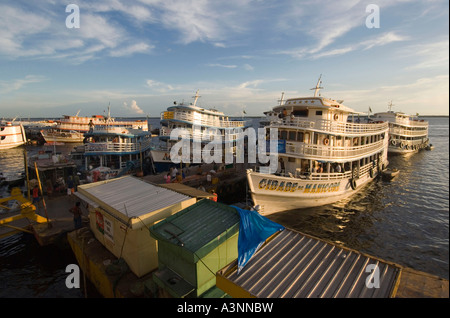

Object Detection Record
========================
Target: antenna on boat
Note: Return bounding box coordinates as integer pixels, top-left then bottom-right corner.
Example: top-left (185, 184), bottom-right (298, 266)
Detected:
top-left (192, 90), bottom-right (201, 107)
top-left (310, 74), bottom-right (323, 97)
top-left (75, 110), bottom-right (81, 117)
top-left (278, 92), bottom-right (285, 106)
top-left (387, 100), bottom-right (394, 112)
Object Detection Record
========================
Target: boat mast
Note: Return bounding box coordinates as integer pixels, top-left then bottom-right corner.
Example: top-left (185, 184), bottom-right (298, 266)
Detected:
top-left (192, 90), bottom-right (201, 107)
top-left (310, 74), bottom-right (323, 97)
top-left (387, 100), bottom-right (394, 112)
top-left (278, 92), bottom-right (285, 106)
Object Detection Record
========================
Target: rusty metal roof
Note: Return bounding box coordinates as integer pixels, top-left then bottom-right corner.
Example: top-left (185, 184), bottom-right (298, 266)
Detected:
top-left (217, 229), bottom-right (401, 298)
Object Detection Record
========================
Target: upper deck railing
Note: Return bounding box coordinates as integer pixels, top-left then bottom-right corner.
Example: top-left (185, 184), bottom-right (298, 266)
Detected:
top-left (161, 111), bottom-right (247, 128)
top-left (85, 138), bottom-right (152, 154)
top-left (283, 139), bottom-right (387, 161)
top-left (269, 118), bottom-right (388, 135)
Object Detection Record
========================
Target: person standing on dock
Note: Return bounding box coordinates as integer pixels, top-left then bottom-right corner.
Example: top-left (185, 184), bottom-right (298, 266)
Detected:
top-left (67, 176), bottom-right (74, 195)
top-left (69, 201), bottom-right (83, 230)
top-left (32, 185), bottom-right (40, 209)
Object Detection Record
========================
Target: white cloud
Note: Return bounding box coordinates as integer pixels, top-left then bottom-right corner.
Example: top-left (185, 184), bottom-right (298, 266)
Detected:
top-left (206, 63), bottom-right (237, 69)
top-left (110, 42), bottom-right (154, 57)
top-left (146, 79), bottom-right (174, 92)
top-left (123, 100), bottom-right (145, 114)
top-left (0, 75), bottom-right (47, 94)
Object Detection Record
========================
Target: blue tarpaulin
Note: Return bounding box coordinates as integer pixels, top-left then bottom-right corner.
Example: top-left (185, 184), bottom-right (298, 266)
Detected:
top-left (232, 206), bottom-right (285, 274)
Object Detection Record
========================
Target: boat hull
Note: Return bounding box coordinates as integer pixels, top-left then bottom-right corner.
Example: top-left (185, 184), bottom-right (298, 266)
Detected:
top-left (0, 124), bottom-right (27, 150)
top-left (246, 168), bottom-right (380, 215)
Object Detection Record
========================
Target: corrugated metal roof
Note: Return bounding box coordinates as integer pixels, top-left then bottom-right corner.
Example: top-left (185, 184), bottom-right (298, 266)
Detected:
top-left (219, 229), bottom-right (401, 298)
top-left (150, 200), bottom-right (240, 255)
top-left (77, 176), bottom-right (192, 218)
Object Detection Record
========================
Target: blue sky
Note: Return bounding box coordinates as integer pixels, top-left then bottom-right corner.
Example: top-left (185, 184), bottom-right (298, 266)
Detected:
top-left (0, 0), bottom-right (448, 118)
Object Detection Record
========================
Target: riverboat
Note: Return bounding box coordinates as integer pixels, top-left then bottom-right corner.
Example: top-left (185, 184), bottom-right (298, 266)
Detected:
top-left (0, 121), bottom-right (27, 150)
top-left (82, 125), bottom-right (153, 180)
top-left (40, 110), bottom-right (148, 143)
top-left (150, 90), bottom-right (250, 172)
top-left (371, 102), bottom-right (430, 154)
top-left (247, 77), bottom-right (390, 215)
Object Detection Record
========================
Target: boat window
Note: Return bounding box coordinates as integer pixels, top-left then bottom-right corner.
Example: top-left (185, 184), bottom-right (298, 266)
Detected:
top-left (1, 136), bottom-right (5, 140)
top-left (288, 131), bottom-right (296, 141)
top-left (315, 111), bottom-right (322, 116)
top-left (292, 110), bottom-right (308, 117)
top-left (297, 131), bottom-right (304, 142)
top-left (280, 130), bottom-right (287, 140)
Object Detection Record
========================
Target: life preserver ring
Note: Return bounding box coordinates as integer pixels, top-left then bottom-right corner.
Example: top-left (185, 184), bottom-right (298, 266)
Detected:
top-left (323, 138), bottom-right (330, 146)
top-left (333, 114), bottom-right (339, 121)
top-left (391, 140), bottom-right (396, 146)
top-left (405, 144), bottom-right (409, 150)
top-left (350, 178), bottom-right (357, 190)
top-left (400, 142), bottom-right (405, 148)
top-left (369, 168), bottom-right (374, 178)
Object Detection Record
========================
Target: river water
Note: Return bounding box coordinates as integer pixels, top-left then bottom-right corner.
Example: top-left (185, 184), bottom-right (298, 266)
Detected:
top-left (0, 116), bottom-right (448, 297)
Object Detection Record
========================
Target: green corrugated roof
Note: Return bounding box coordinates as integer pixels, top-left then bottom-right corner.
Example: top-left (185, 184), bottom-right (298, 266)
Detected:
top-left (149, 199), bottom-right (239, 257)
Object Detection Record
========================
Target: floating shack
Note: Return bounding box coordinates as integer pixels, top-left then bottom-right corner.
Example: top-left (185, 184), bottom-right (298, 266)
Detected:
top-left (149, 199), bottom-right (240, 298)
top-left (76, 176), bottom-right (197, 277)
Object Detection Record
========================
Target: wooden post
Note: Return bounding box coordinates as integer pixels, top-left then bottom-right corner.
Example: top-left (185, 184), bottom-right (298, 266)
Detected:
top-left (34, 162), bottom-right (51, 228)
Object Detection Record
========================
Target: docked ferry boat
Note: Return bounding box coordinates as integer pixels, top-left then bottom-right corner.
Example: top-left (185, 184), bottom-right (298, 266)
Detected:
top-left (81, 125), bottom-right (153, 180)
top-left (371, 102), bottom-right (430, 154)
top-left (40, 111), bottom-right (148, 143)
top-left (150, 91), bottom-right (250, 172)
top-left (247, 77), bottom-right (390, 215)
top-left (0, 121), bottom-right (27, 150)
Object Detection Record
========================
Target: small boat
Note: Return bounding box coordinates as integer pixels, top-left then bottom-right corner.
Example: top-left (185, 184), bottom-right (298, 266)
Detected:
top-left (381, 168), bottom-right (400, 180)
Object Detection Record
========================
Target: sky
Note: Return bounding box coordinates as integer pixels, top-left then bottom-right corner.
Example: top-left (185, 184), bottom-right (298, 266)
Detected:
top-left (0, 0), bottom-right (448, 118)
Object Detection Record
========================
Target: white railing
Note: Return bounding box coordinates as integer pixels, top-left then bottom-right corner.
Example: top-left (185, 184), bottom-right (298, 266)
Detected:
top-left (256, 159), bottom-right (379, 181)
top-left (85, 139), bottom-right (152, 154)
top-left (159, 126), bottom-right (245, 141)
top-left (271, 118), bottom-right (388, 135)
top-left (161, 111), bottom-right (246, 128)
top-left (284, 139), bottom-right (386, 161)
top-left (391, 126), bottom-right (428, 137)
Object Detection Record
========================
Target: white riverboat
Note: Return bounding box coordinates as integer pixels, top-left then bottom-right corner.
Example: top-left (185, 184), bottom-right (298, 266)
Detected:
top-left (81, 125), bottom-right (153, 180)
top-left (0, 121), bottom-right (27, 150)
top-left (150, 90), bottom-right (250, 172)
top-left (247, 77), bottom-right (390, 215)
top-left (371, 102), bottom-right (430, 154)
top-left (40, 110), bottom-right (148, 143)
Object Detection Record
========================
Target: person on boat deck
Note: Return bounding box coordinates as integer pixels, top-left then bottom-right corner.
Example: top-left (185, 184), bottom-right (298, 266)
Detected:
top-left (164, 173), bottom-right (171, 183)
top-left (171, 166), bottom-right (178, 179)
top-left (335, 163), bottom-right (342, 173)
top-left (88, 120), bottom-right (94, 132)
top-left (278, 157), bottom-right (285, 174)
top-left (282, 108), bottom-right (287, 118)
